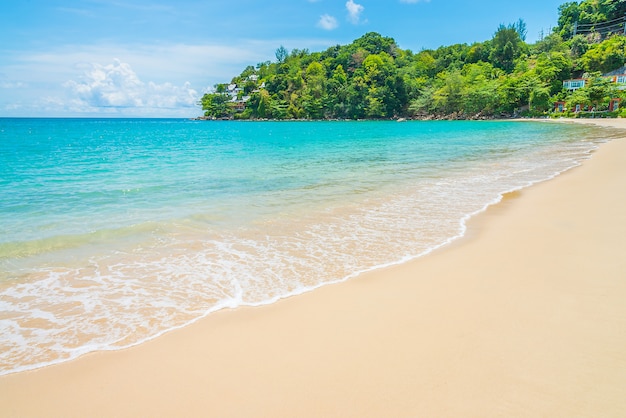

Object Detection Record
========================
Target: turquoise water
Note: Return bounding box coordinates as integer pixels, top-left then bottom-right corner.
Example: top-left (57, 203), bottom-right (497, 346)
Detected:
top-left (0, 118), bottom-right (611, 375)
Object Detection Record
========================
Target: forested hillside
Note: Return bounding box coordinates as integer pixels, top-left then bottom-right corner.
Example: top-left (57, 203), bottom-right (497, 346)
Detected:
top-left (201, 0), bottom-right (626, 120)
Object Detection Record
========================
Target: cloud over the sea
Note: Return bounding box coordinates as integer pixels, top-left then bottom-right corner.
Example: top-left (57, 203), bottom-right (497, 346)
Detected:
top-left (64, 59), bottom-right (199, 112)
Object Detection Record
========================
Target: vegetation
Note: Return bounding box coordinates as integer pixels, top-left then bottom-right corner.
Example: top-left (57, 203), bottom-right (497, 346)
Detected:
top-left (201, 0), bottom-right (626, 120)
top-left (555, 0), bottom-right (626, 39)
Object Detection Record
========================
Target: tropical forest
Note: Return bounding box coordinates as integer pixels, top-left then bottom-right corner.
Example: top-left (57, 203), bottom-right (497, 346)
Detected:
top-left (200, 0), bottom-right (626, 120)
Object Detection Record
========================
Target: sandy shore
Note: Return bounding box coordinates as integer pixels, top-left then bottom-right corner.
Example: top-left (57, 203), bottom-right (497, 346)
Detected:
top-left (2, 118), bottom-right (625, 417)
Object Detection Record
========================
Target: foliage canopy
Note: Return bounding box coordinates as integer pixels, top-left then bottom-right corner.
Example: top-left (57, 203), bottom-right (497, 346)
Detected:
top-left (202, 1), bottom-right (626, 120)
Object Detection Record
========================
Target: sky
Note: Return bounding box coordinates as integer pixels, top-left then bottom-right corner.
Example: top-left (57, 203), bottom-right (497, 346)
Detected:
top-left (0, 0), bottom-right (567, 118)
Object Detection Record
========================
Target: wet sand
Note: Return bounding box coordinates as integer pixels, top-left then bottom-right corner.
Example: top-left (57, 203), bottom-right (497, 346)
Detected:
top-left (1, 118), bottom-right (625, 417)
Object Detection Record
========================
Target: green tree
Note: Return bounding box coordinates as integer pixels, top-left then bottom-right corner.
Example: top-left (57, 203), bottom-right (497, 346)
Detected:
top-left (566, 87), bottom-right (591, 111)
top-left (490, 25), bottom-right (526, 72)
top-left (256, 90), bottom-right (272, 118)
top-left (200, 93), bottom-right (232, 118)
top-left (513, 18), bottom-right (528, 41)
top-left (534, 33), bottom-right (568, 54)
top-left (467, 41), bottom-right (492, 63)
top-left (530, 86), bottom-right (552, 112)
top-left (433, 70), bottom-right (465, 114)
top-left (275, 45), bottom-right (288, 64)
top-left (497, 74), bottom-right (526, 113)
top-left (332, 64), bottom-right (348, 85)
top-left (568, 34), bottom-right (590, 58)
top-left (433, 44), bottom-right (471, 73)
top-left (579, 36), bottom-right (626, 73)
top-left (413, 50), bottom-right (437, 78)
top-left (586, 72), bottom-right (617, 108)
top-left (556, 2), bottom-right (581, 39)
top-left (345, 75), bottom-right (368, 119)
top-left (556, 0), bottom-right (626, 40)
top-left (532, 51), bottom-right (573, 94)
top-left (303, 62), bottom-right (326, 118)
top-left (408, 85), bottom-right (437, 116)
top-left (353, 32), bottom-right (397, 55)
top-left (461, 62), bottom-right (502, 115)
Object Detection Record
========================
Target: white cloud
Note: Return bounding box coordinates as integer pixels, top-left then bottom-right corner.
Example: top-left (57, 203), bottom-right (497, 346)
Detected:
top-left (318, 14), bottom-right (338, 30)
top-left (346, 0), bottom-right (364, 24)
top-left (63, 59), bottom-right (199, 111)
top-left (0, 38), bottom-right (339, 117)
top-left (14, 43), bottom-right (264, 87)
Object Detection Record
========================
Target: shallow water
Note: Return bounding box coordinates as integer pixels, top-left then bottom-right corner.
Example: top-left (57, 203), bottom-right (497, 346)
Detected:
top-left (0, 118), bottom-right (615, 375)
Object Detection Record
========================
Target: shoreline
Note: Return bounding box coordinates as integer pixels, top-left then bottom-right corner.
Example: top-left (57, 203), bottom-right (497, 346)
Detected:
top-left (1, 118), bottom-right (625, 417)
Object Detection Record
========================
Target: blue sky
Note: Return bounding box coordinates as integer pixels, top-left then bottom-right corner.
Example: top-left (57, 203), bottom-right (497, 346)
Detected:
top-left (0, 0), bottom-right (566, 118)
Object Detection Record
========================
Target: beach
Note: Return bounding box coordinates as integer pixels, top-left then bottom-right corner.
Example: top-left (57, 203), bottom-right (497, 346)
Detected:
top-left (1, 118), bottom-right (625, 417)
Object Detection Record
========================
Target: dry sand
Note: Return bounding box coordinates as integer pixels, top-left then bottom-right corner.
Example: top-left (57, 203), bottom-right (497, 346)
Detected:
top-left (1, 118), bottom-right (625, 417)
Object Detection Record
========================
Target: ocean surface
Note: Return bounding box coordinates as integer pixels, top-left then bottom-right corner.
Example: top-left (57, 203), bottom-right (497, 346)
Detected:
top-left (0, 118), bottom-right (615, 375)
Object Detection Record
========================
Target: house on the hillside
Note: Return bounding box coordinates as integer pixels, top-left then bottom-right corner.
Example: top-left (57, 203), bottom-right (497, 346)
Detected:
top-left (563, 78), bottom-right (587, 91)
top-left (553, 101), bottom-right (587, 113)
top-left (557, 66), bottom-right (626, 113)
top-left (562, 66), bottom-right (626, 91)
top-left (554, 101), bottom-right (566, 112)
top-left (215, 74), bottom-right (264, 113)
top-left (603, 66), bottom-right (626, 89)
top-left (609, 97), bottom-right (621, 111)
top-left (232, 96), bottom-right (251, 112)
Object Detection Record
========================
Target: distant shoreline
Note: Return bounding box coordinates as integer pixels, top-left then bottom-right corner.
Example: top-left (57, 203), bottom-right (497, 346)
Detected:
top-left (192, 114), bottom-right (626, 122)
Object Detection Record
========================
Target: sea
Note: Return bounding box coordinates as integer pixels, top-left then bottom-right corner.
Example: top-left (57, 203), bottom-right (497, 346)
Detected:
top-left (0, 118), bottom-right (615, 375)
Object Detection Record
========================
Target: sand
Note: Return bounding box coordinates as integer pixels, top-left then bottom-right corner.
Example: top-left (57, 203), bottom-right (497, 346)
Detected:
top-left (1, 118), bottom-right (625, 417)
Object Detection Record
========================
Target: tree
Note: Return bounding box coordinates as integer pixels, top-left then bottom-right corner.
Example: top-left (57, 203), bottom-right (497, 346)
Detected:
top-left (408, 85), bottom-right (437, 116)
top-left (275, 46), bottom-right (288, 64)
top-left (568, 34), bottom-right (590, 58)
top-left (201, 93), bottom-right (232, 118)
top-left (433, 70), bottom-right (465, 114)
top-left (579, 36), bottom-right (626, 73)
top-left (556, 0), bottom-right (626, 40)
top-left (256, 90), bottom-right (272, 118)
top-left (556, 2), bottom-right (581, 39)
top-left (332, 64), bottom-right (348, 85)
top-left (467, 41), bottom-right (492, 63)
top-left (534, 33), bottom-right (567, 54)
top-left (489, 25), bottom-right (526, 72)
top-left (529, 86), bottom-right (552, 112)
top-left (530, 51), bottom-right (573, 94)
top-left (302, 62), bottom-right (326, 118)
top-left (517, 75), bottom-right (549, 111)
top-left (585, 72), bottom-right (616, 108)
top-left (461, 62), bottom-right (501, 114)
top-left (413, 50), bottom-right (437, 78)
top-left (513, 18), bottom-right (528, 42)
top-left (345, 75), bottom-right (368, 119)
top-left (352, 32), bottom-right (397, 55)
top-left (566, 87), bottom-right (591, 111)
top-left (433, 43), bottom-right (472, 73)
